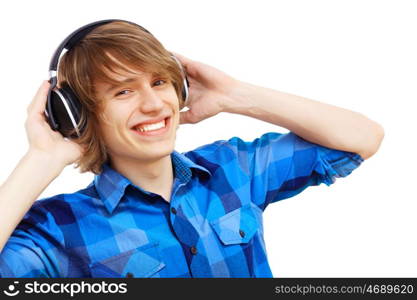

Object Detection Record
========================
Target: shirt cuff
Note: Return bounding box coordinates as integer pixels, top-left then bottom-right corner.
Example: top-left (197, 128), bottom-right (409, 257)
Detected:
top-left (316, 151), bottom-right (364, 186)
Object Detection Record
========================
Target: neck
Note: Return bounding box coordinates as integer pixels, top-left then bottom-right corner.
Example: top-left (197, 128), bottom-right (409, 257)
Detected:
top-left (109, 154), bottom-right (174, 202)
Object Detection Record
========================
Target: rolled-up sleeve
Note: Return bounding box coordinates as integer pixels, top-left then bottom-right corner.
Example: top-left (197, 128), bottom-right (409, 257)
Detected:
top-left (227, 132), bottom-right (364, 210)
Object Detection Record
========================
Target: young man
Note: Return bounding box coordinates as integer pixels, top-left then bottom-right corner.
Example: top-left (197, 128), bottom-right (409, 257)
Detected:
top-left (0, 20), bottom-right (384, 278)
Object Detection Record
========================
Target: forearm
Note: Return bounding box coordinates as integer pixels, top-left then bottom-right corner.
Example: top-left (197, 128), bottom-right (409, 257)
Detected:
top-left (0, 150), bottom-right (65, 252)
top-left (223, 81), bottom-right (384, 159)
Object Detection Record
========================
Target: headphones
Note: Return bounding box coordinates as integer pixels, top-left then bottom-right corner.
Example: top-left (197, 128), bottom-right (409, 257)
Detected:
top-left (45, 19), bottom-right (190, 138)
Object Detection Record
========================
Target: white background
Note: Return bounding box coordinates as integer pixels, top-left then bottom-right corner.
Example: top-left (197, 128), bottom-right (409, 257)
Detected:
top-left (0, 0), bottom-right (416, 277)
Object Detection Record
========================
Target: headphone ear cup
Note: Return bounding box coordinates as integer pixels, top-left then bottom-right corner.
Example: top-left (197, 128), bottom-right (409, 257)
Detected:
top-left (48, 85), bottom-right (84, 138)
top-left (170, 54), bottom-right (190, 107)
top-left (181, 76), bottom-right (190, 106)
top-left (59, 84), bottom-right (83, 120)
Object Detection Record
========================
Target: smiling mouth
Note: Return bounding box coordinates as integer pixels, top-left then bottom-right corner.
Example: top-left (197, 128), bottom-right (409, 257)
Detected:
top-left (132, 117), bottom-right (171, 137)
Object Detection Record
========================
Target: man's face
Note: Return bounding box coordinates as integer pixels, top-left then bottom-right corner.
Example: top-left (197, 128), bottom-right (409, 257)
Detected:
top-left (95, 67), bottom-right (180, 166)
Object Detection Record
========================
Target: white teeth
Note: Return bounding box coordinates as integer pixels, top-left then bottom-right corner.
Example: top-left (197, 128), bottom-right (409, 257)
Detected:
top-left (136, 119), bottom-right (166, 132)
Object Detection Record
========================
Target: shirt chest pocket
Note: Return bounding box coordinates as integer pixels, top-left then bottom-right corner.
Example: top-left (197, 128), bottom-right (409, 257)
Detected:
top-left (209, 204), bottom-right (263, 246)
top-left (89, 242), bottom-right (165, 278)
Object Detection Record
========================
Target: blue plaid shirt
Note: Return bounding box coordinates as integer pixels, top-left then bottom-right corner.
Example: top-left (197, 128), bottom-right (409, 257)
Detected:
top-left (0, 132), bottom-right (363, 278)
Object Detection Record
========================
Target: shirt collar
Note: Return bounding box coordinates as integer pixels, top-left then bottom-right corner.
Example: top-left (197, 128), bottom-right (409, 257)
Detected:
top-left (94, 150), bottom-right (212, 214)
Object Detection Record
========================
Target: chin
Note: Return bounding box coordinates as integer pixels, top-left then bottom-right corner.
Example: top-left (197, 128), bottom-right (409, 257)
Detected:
top-left (107, 117), bottom-right (178, 163)
top-left (136, 140), bottom-right (176, 161)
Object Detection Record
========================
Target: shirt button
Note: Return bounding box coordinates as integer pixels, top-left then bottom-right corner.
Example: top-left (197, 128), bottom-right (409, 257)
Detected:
top-left (190, 246), bottom-right (198, 255)
top-left (171, 207), bottom-right (177, 214)
top-left (126, 272), bottom-right (134, 278)
top-left (239, 229), bottom-right (246, 238)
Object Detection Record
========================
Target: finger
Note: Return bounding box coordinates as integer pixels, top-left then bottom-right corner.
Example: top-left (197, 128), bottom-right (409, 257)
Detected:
top-left (170, 51), bottom-right (199, 78)
top-left (179, 110), bottom-right (199, 124)
top-left (27, 80), bottom-right (50, 115)
top-left (170, 51), bottom-right (193, 66)
top-left (179, 110), bottom-right (190, 124)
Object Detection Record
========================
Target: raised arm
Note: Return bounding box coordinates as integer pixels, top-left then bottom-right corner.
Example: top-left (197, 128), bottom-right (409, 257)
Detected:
top-left (0, 81), bottom-right (84, 252)
top-left (222, 81), bottom-right (384, 159)
top-left (173, 52), bottom-right (384, 159)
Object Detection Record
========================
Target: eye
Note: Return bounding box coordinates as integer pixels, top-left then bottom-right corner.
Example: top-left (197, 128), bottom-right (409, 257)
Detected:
top-left (115, 89), bottom-right (131, 97)
top-left (153, 79), bottom-right (166, 86)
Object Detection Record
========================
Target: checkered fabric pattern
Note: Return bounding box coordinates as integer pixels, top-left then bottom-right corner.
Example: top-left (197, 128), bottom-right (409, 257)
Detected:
top-left (0, 132), bottom-right (363, 277)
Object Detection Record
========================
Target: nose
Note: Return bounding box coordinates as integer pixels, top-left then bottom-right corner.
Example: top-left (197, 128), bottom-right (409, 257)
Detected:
top-left (137, 87), bottom-right (165, 114)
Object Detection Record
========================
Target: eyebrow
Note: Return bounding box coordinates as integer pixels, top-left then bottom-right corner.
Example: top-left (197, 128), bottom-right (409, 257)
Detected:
top-left (105, 77), bottom-right (138, 94)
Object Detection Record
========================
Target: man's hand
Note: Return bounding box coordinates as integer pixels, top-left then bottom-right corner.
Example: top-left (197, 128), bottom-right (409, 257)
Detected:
top-left (25, 81), bottom-right (85, 167)
top-left (171, 52), bottom-right (239, 124)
